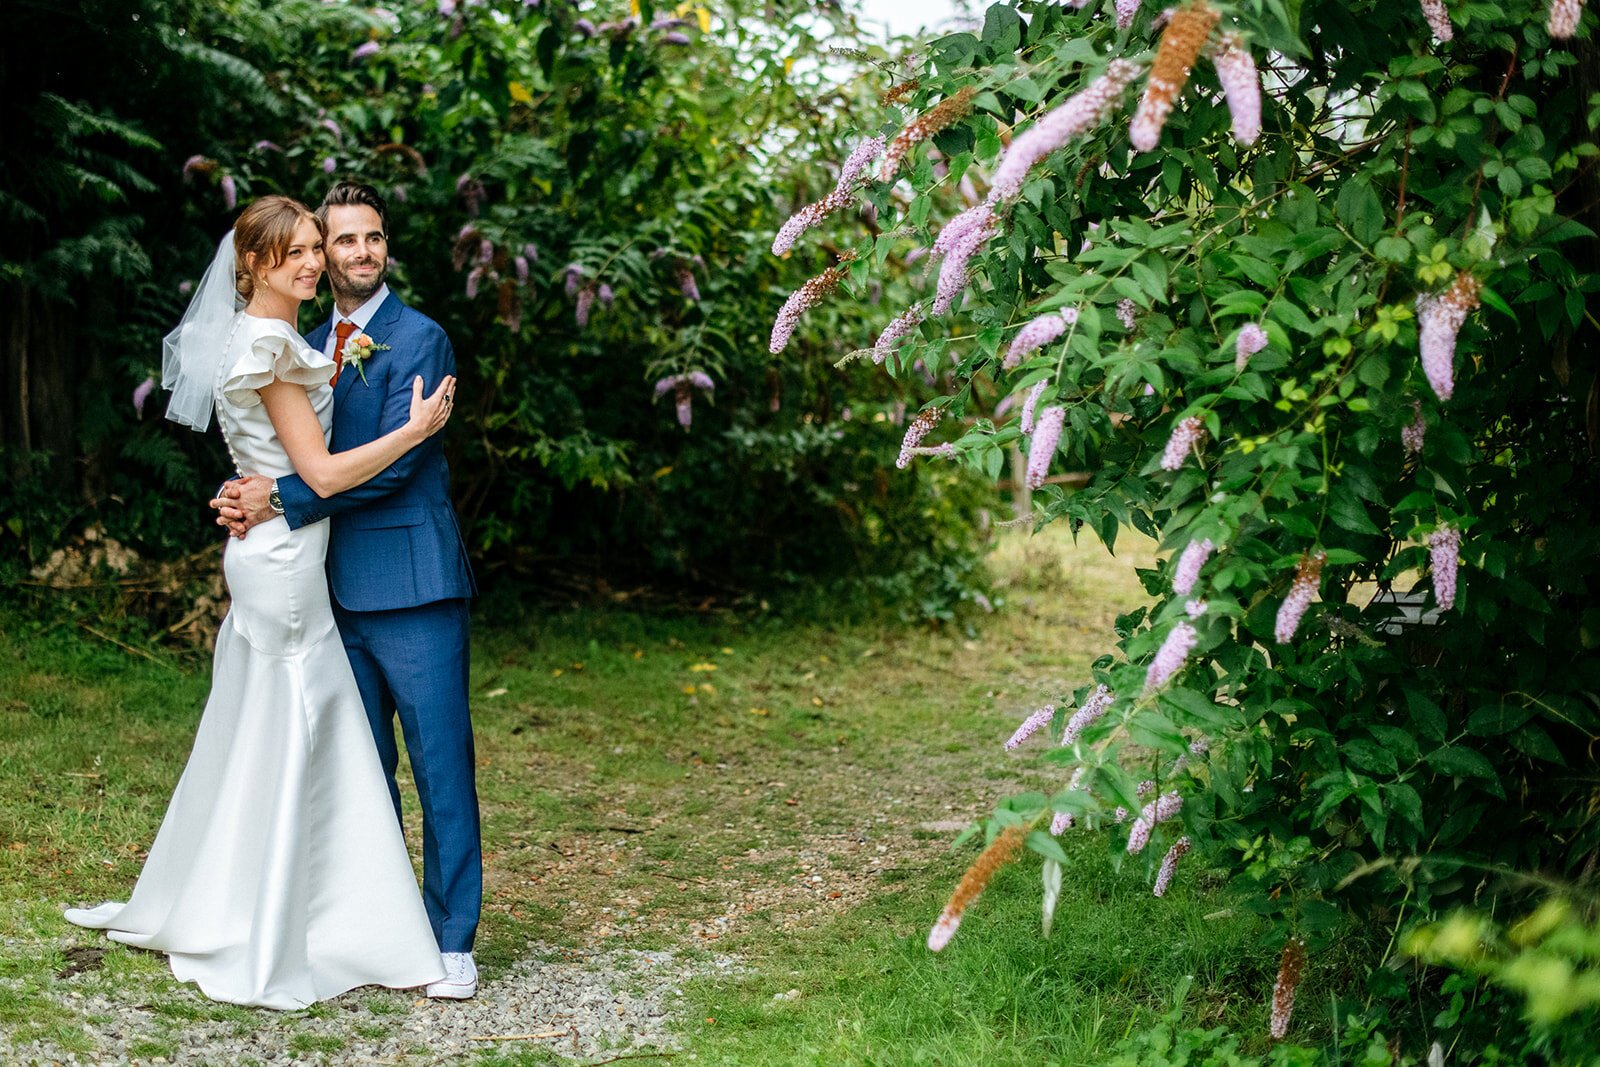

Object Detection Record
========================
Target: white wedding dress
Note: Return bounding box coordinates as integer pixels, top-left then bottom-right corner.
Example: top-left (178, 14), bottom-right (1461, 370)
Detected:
top-left (66, 313), bottom-right (445, 1009)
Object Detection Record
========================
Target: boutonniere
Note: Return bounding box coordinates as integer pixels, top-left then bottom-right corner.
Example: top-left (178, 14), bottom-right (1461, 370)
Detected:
top-left (342, 332), bottom-right (391, 385)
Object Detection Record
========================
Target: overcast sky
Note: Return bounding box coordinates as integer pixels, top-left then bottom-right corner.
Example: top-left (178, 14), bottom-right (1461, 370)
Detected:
top-left (853, 0), bottom-right (975, 40)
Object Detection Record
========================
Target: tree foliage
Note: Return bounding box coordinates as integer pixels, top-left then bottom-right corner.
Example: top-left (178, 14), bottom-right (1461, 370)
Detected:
top-left (774, 0), bottom-right (1600, 1046)
top-left (1, 0), bottom-right (989, 608)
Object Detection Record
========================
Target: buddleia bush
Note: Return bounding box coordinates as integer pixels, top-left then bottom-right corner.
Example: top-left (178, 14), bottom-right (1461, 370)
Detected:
top-left (769, 0), bottom-right (1600, 1046)
top-left (6, 0), bottom-right (993, 612)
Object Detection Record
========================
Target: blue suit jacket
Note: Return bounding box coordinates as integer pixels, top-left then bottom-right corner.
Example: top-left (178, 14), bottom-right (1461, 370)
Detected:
top-left (276, 291), bottom-right (477, 613)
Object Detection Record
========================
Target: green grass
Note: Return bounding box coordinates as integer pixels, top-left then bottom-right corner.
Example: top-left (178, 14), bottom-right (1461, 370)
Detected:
top-left (0, 529), bottom-right (1363, 1063)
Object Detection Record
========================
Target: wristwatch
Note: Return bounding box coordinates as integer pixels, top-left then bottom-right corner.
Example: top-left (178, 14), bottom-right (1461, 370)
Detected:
top-left (269, 480), bottom-right (285, 515)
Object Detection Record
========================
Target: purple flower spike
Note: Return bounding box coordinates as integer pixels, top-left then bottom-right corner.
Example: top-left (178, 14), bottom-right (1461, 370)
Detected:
top-left (1019, 380), bottom-right (1049, 435)
top-left (1417, 274), bottom-right (1481, 402)
top-left (478, 238), bottom-right (494, 265)
top-left (1061, 685), bottom-right (1113, 745)
top-left (178, 280), bottom-right (193, 296)
top-left (252, 140), bottom-right (282, 153)
top-left (1429, 526), bottom-right (1461, 611)
top-left (353, 40), bottom-right (381, 61)
top-left (932, 204), bottom-right (997, 315)
top-left (465, 265), bottom-right (485, 299)
top-left (661, 31), bottom-right (691, 44)
top-left (872, 304), bottom-right (924, 365)
top-left (1160, 416), bottom-right (1206, 471)
top-left (182, 155), bottom-right (210, 180)
top-left (320, 118), bottom-right (344, 142)
top-left (1212, 34), bottom-right (1262, 147)
top-left (575, 18), bottom-right (597, 36)
top-left (1117, 298), bottom-right (1138, 331)
top-left (1275, 552), bottom-right (1326, 644)
top-left (598, 282), bottom-right (615, 306)
top-left (132, 377), bottom-right (156, 417)
top-left (522, 242), bottom-right (540, 263)
top-left (985, 60), bottom-right (1140, 203)
top-left (687, 371), bottom-right (714, 392)
top-left (575, 286), bottom-right (596, 327)
top-left (1172, 538), bottom-right (1215, 597)
top-left (1235, 322), bottom-right (1267, 371)
top-left (1026, 406), bottom-right (1065, 489)
top-left (1145, 622), bottom-right (1199, 693)
top-left (564, 263), bottom-right (585, 296)
top-left (1402, 399), bottom-right (1426, 457)
top-left (677, 264), bottom-right (700, 302)
top-left (322, 156), bottom-right (338, 175)
top-left (896, 408), bottom-right (941, 470)
top-left (1004, 705), bottom-right (1055, 750)
top-left (1153, 837), bottom-right (1191, 897)
top-left (514, 255), bottom-right (530, 284)
top-left (220, 174), bottom-right (237, 211)
top-left (1004, 309), bottom-right (1077, 371)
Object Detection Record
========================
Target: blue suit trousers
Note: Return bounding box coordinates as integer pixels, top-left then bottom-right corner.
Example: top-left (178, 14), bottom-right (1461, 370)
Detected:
top-left (332, 598), bottom-right (481, 953)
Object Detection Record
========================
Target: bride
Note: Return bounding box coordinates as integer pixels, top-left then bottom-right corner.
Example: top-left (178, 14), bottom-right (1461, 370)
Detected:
top-left (66, 195), bottom-right (456, 1009)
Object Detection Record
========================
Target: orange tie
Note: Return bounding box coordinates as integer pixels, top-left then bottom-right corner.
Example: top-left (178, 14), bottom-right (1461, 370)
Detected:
top-left (332, 320), bottom-right (357, 387)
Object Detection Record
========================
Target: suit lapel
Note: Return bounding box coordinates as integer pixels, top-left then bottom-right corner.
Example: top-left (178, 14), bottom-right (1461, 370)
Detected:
top-left (333, 292), bottom-right (405, 404)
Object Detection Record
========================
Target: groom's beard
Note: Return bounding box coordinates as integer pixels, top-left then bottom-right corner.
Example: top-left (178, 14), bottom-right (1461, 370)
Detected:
top-left (330, 257), bottom-right (387, 305)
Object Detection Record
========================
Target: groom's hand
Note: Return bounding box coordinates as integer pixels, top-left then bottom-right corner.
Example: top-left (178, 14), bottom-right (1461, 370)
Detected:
top-left (210, 475), bottom-right (275, 539)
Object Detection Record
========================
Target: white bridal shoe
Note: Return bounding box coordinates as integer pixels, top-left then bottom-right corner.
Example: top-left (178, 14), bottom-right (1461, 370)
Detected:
top-left (426, 952), bottom-right (478, 999)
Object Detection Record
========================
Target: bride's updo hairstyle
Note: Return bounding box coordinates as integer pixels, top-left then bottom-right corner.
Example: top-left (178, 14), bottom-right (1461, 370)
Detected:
top-left (234, 195), bottom-right (324, 301)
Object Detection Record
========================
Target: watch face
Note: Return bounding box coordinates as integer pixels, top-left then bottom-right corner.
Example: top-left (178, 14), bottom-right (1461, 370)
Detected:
top-left (269, 489), bottom-right (284, 512)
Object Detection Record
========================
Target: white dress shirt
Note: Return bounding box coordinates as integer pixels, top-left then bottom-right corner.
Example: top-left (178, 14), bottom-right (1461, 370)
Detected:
top-left (323, 283), bottom-right (392, 360)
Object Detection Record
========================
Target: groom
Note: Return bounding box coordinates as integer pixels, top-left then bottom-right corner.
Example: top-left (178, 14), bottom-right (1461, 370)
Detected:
top-left (212, 181), bottom-right (481, 999)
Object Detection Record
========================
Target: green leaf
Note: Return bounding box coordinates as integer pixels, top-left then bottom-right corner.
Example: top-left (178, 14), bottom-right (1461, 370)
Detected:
top-left (1385, 783), bottom-right (1425, 831)
top-left (1426, 745), bottom-right (1497, 780)
top-left (1026, 830), bottom-right (1070, 865)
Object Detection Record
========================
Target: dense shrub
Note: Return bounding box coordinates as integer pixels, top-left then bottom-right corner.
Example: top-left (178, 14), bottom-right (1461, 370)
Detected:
top-left (1, 0), bottom-right (990, 610)
top-left (770, 0), bottom-right (1600, 1050)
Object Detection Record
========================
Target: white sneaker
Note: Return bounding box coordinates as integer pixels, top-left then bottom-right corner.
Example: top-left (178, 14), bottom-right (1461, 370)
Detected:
top-left (425, 952), bottom-right (478, 999)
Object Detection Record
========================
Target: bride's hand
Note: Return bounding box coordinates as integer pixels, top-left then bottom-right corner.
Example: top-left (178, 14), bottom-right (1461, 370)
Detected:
top-left (406, 375), bottom-right (456, 440)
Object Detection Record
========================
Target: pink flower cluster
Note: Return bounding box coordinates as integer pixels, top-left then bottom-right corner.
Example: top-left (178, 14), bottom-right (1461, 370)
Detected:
top-left (1027, 407), bottom-right (1066, 489)
top-left (1062, 685), bottom-right (1114, 745)
top-left (1004, 309), bottom-right (1078, 371)
top-left (1430, 526), bottom-right (1461, 611)
top-left (931, 203), bottom-right (998, 314)
top-left (1127, 792), bottom-right (1183, 853)
top-left (1172, 538), bottom-right (1215, 596)
top-left (1235, 322), bottom-right (1267, 371)
top-left (1145, 622), bottom-right (1198, 692)
top-left (1153, 836), bottom-right (1191, 897)
top-left (1160, 416), bottom-right (1206, 471)
top-left (1402, 399), bottom-right (1427, 457)
top-left (1051, 768), bottom-right (1088, 835)
top-left (1019, 380), bottom-right (1049, 435)
top-left (1004, 704), bottom-right (1056, 750)
top-left (1275, 551), bottom-right (1326, 644)
top-left (770, 261), bottom-right (849, 354)
top-left (1417, 272), bottom-right (1481, 402)
top-left (1270, 938), bottom-right (1308, 1040)
top-left (653, 372), bottom-right (715, 428)
top-left (771, 136), bottom-right (886, 256)
top-left (1418, 0), bottom-right (1454, 41)
top-left (1549, 0), bottom-right (1587, 38)
top-left (986, 61), bottom-right (1142, 204)
top-left (1115, 0), bottom-right (1142, 28)
top-left (873, 304), bottom-right (925, 364)
top-left (897, 407), bottom-right (943, 469)
top-left (1117, 298), bottom-right (1138, 331)
top-left (1211, 33), bottom-right (1262, 146)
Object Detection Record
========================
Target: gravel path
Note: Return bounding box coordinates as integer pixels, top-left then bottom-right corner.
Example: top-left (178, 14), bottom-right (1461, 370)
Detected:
top-left (7, 942), bottom-right (739, 1064)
